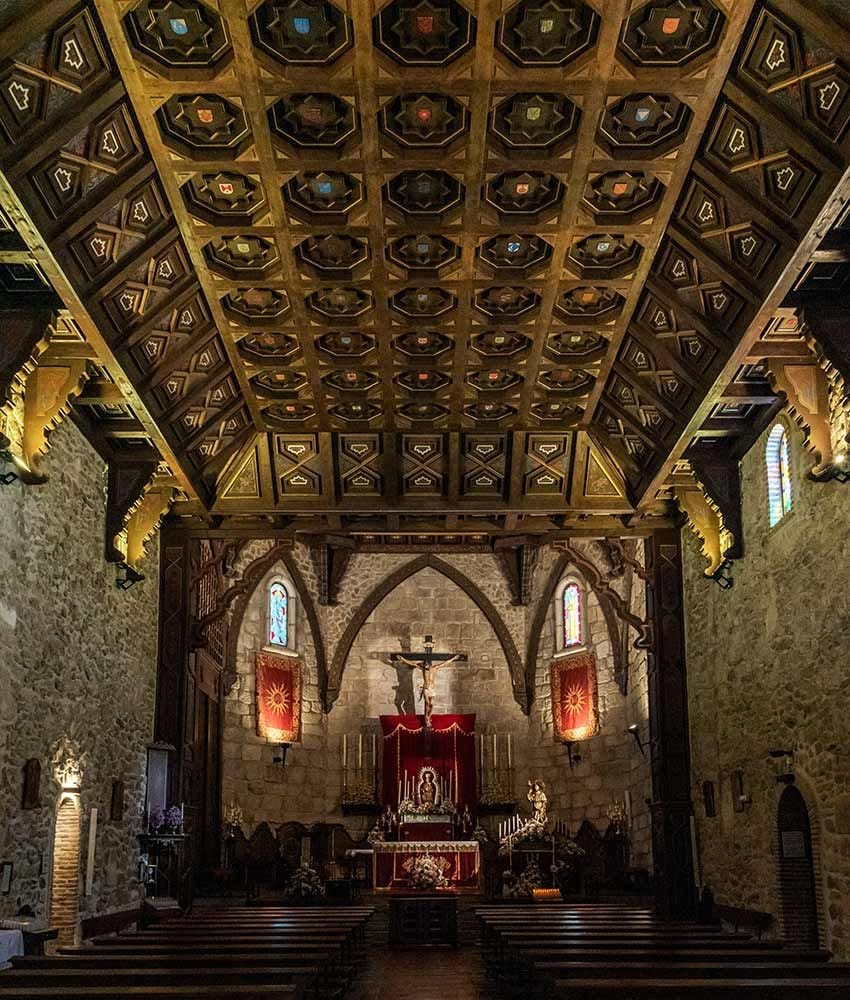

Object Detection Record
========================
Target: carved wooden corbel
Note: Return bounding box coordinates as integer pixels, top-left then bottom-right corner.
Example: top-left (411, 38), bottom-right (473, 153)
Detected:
top-left (0, 308), bottom-right (53, 411)
top-left (674, 484), bottom-right (730, 582)
top-left (125, 481), bottom-right (174, 570)
top-left (494, 536), bottom-right (540, 606)
top-left (20, 358), bottom-right (89, 482)
top-left (104, 459), bottom-right (160, 564)
top-left (767, 359), bottom-right (845, 480)
top-left (308, 535), bottom-right (355, 605)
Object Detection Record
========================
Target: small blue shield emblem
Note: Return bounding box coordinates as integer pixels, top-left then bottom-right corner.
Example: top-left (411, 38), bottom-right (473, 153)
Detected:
top-left (170, 18), bottom-right (188, 35)
top-left (635, 107), bottom-right (651, 123)
top-left (293, 16), bottom-right (311, 35)
top-left (316, 180), bottom-right (333, 195)
top-left (507, 241), bottom-right (521, 254)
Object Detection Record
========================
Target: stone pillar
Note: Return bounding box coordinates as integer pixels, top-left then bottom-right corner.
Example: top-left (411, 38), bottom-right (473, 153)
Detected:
top-left (645, 527), bottom-right (696, 919)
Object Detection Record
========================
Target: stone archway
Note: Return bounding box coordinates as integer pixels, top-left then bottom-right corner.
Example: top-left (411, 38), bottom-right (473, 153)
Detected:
top-left (326, 554), bottom-right (526, 712)
top-left (49, 793), bottom-right (82, 947)
top-left (777, 784), bottom-right (819, 949)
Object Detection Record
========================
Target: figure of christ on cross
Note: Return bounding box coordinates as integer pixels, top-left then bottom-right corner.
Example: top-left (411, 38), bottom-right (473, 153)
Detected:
top-left (390, 635), bottom-right (467, 729)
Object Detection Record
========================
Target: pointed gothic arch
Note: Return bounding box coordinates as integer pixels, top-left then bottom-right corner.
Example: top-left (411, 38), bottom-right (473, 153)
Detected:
top-left (223, 543), bottom-right (327, 707)
top-left (326, 554), bottom-right (527, 713)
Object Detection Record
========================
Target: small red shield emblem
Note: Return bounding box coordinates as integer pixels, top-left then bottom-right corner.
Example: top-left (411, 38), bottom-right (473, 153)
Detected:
top-left (612, 181), bottom-right (629, 196)
top-left (417, 372), bottom-right (429, 381)
top-left (416, 107), bottom-right (433, 123)
top-left (218, 182), bottom-right (234, 195)
top-left (415, 15), bottom-right (435, 34)
top-left (662, 16), bottom-right (681, 35)
top-left (196, 108), bottom-right (214, 124)
top-left (488, 371), bottom-right (499, 381)
top-left (515, 182), bottom-right (530, 195)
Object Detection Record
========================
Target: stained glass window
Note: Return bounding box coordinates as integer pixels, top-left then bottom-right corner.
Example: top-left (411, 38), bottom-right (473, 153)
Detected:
top-left (563, 582), bottom-right (582, 648)
top-left (766, 424), bottom-right (792, 527)
top-left (268, 580), bottom-right (289, 648)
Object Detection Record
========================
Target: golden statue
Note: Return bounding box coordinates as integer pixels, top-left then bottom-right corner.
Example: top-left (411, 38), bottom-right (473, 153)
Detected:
top-left (527, 779), bottom-right (548, 825)
top-left (418, 768), bottom-right (441, 808)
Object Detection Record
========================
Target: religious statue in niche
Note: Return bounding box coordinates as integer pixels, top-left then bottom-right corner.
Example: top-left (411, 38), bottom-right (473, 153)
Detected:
top-left (391, 636), bottom-right (467, 729)
top-left (527, 780), bottom-right (548, 825)
top-left (418, 768), bottom-right (441, 808)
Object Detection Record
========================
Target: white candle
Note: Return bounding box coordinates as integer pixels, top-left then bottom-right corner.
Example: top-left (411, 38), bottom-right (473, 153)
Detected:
top-left (493, 733), bottom-right (497, 772)
top-left (398, 778), bottom-right (402, 804)
top-left (479, 734), bottom-right (484, 772)
top-left (372, 734), bottom-right (376, 772)
top-left (343, 734), bottom-right (347, 770)
top-left (358, 733), bottom-right (363, 770)
top-left (507, 734), bottom-right (512, 769)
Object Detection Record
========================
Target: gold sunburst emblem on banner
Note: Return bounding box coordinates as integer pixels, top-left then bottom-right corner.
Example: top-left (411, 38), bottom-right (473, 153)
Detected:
top-left (563, 683), bottom-right (586, 716)
top-left (264, 681), bottom-right (290, 716)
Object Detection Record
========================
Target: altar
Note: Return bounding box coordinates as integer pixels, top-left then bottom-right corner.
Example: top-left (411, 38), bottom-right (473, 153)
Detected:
top-left (372, 840), bottom-right (480, 891)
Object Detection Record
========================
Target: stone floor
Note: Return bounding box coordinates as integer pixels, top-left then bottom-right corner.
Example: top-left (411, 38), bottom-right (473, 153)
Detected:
top-left (347, 892), bottom-right (488, 999)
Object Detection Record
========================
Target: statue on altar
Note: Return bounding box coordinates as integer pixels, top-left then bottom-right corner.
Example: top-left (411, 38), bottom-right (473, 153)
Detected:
top-left (418, 769), bottom-right (441, 808)
top-left (527, 780), bottom-right (548, 825)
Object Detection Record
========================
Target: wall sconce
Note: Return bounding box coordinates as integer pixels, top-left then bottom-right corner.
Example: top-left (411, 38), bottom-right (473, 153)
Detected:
top-left (731, 768), bottom-right (750, 811)
top-left (0, 434), bottom-right (21, 485)
top-left (116, 563), bottom-right (144, 590)
top-left (769, 749), bottom-right (795, 784)
top-left (711, 561), bottom-right (734, 589)
top-left (562, 740), bottom-right (581, 770)
top-left (273, 743), bottom-right (292, 767)
top-left (627, 724), bottom-right (646, 757)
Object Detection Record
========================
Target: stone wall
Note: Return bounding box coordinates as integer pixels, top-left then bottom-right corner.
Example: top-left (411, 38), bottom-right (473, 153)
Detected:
top-left (221, 543), bottom-right (652, 863)
top-left (684, 416), bottom-right (850, 957)
top-left (0, 418), bottom-right (159, 931)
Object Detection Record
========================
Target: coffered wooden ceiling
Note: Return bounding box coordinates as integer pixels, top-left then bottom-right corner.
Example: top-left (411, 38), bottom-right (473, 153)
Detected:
top-left (2, 0), bottom-right (850, 535)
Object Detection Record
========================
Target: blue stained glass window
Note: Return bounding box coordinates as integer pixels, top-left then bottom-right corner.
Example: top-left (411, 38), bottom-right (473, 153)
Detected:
top-left (766, 424), bottom-right (792, 527)
top-left (563, 582), bottom-right (582, 648)
top-left (268, 580), bottom-right (289, 647)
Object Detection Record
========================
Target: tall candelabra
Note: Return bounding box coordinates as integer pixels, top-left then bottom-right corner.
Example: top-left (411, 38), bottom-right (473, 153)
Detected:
top-left (341, 732), bottom-right (378, 808)
top-left (478, 732), bottom-right (515, 805)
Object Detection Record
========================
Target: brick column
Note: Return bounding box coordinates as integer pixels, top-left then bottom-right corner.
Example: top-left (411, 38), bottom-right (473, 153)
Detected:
top-left (645, 528), bottom-right (696, 919)
top-left (49, 794), bottom-right (82, 947)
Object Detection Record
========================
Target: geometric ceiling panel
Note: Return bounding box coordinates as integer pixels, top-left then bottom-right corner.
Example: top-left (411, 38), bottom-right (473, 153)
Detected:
top-left (282, 171), bottom-right (364, 224)
top-left (378, 93), bottom-right (468, 149)
top-left (268, 93), bottom-right (358, 151)
top-left (489, 93), bottom-right (581, 155)
top-left (249, 1), bottom-right (354, 67)
top-left (124, 2), bottom-right (232, 78)
top-left (476, 235), bottom-right (553, 277)
top-left (7, 0), bottom-right (846, 529)
top-left (373, 0), bottom-right (477, 67)
top-left (484, 171), bottom-right (565, 222)
top-left (495, 1), bottom-right (599, 67)
top-left (181, 172), bottom-right (267, 226)
top-left (156, 94), bottom-right (252, 159)
top-left (619, 1), bottom-right (726, 67)
top-left (582, 170), bottom-right (665, 224)
top-left (597, 93), bottom-right (692, 158)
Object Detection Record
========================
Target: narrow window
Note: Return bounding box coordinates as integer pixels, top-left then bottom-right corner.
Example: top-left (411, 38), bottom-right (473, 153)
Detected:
top-left (563, 582), bottom-right (582, 648)
top-left (268, 580), bottom-right (289, 648)
top-left (766, 424), bottom-right (792, 527)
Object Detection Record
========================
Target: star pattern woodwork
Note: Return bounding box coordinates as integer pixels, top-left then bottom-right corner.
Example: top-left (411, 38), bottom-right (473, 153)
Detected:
top-left (1, 0), bottom-right (850, 539)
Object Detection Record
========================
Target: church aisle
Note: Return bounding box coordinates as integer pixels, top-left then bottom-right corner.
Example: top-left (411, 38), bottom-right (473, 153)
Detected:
top-left (349, 946), bottom-right (488, 1000)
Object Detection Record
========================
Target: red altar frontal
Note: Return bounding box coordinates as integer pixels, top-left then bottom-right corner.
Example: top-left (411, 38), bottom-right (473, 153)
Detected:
top-left (372, 841), bottom-right (480, 891)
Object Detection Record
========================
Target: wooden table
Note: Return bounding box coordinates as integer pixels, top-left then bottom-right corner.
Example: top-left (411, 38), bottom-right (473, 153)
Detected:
top-left (388, 892), bottom-right (458, 949)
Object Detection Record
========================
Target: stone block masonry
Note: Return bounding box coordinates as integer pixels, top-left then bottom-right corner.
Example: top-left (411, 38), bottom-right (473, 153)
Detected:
top-left (0, 419), bottom-right (159, 931)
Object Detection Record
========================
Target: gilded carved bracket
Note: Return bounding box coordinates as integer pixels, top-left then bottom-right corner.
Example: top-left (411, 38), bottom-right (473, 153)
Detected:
top-left (308, 535), bottom-right (355, 605)
top-left (493, 536), bottom-right (540, 606)
top-left (105, 459), bottom-right (160, 565)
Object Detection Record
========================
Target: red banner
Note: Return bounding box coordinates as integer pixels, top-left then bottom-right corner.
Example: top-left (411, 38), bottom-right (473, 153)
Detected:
top-left (255, 652), bottom-right (302, 742)
top-left (551, 652), bottom-right (599, 742)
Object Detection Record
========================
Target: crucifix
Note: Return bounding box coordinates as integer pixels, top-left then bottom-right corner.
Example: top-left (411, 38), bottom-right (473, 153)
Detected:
top-left (390, 635), bottom-right (467, 729)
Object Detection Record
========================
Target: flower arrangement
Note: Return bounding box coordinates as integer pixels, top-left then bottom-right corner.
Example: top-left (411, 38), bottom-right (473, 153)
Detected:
top-left (148, 805), bottom-right (184, 834)
top-left (471, 825), bottom-right (490, 844)
top-left (498, 817), bottom-right (548, 854)
top-left (404, 853), bottom-right (449, 890)
top-left (399, 798), bottom-right (454, 817)
top-left (283, 864), bottom-right (325, 903)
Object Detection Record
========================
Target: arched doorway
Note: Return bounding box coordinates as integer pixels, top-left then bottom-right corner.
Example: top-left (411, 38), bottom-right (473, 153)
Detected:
top-left (777, 785), bottom-right (819, 949)
top-left (49, 793), bottom-right (82, 947)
